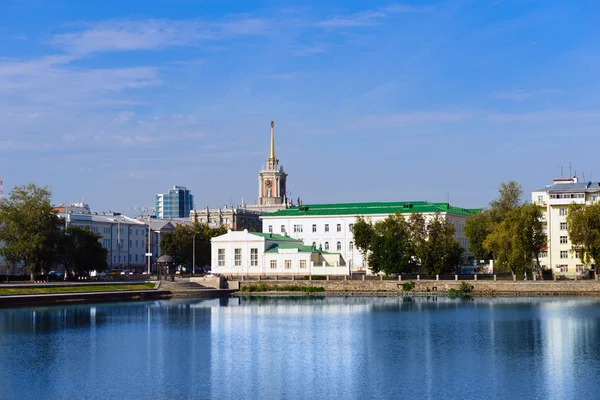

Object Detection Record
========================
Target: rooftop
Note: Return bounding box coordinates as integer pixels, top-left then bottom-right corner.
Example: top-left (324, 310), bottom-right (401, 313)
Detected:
top-left (265, 243), bottom-right (335, 254)
top-left (249, 232), bottom-right (300, 241)
top-left (262, 201), bottom-right (476, 218)
top-left (534, 181), bottom-right (600, 192)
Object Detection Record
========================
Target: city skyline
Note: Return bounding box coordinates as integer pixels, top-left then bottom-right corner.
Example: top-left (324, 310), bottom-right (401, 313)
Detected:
top-left (1, 0), bottom-right (599, 213)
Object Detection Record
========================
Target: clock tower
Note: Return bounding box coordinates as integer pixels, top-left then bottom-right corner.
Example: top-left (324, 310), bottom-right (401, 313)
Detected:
top-left (257, 121), bottom-right (288, 206)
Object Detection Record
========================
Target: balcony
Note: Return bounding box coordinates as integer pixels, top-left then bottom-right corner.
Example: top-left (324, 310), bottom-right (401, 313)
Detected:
top-left (548, 197), bottom-right (585, 206)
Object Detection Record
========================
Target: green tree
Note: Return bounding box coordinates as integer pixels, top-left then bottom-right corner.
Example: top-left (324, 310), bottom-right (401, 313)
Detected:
top-left (160, 223), bottom-right (226, 271)
top-left (566, 202), bottom-right (600, 268)
top-left (351, 216), bottom-right (375, 261)
top-left (58, 226), bottom-right (108, 278)
top-left (353, 213), bottom-right (416, 275)
top-left (463, 210), bottom-right (493, 260)
top-left (0, 184), bottom-right (61, 281)
top-left (409, 212), bottom-right (463, 275)
top-left (489, 181), bottom-right (523, 223)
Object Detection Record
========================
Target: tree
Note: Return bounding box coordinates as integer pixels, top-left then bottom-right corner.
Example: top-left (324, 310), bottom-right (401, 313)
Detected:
top-left (463, 210), bottom-right (493, 260)
top-left (566, 202), bottom-right (600, 268)
top-left (353, 213), bottom-right (416, 275)
top-left (160, 223), bottom-right (227, 271)
top-left (489, 181), bottom-right (523, 223)
top-left (409, 212), bottom-right (463, 275)
top-left (0, 184), bottom-right (61, 281)
top-left (483, 204), bottom-right (544, 278)
top-left (58, 226), bottom-right (108, 278)
top-left (351, 216), bottom-right (374, 261)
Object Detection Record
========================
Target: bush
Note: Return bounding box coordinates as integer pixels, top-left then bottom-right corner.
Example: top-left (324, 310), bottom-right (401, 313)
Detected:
top-left (458, 281), bottom-right (472, 294)
top-left (448, 288), bottom-right (457, 296)
top-left (402, 281), bottom-right (415, 291)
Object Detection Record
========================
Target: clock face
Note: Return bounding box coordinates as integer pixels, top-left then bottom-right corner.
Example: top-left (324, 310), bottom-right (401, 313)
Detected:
top-left (265, 180), bottom-right (272, 188)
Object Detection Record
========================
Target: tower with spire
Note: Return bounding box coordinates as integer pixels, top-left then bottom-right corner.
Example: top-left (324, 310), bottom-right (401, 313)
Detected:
top-left (257, 121), bottom-right (288, 206)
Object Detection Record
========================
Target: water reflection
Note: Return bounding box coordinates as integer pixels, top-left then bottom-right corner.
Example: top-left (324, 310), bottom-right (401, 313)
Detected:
top-left (0, 297), bottom-right (599, 399)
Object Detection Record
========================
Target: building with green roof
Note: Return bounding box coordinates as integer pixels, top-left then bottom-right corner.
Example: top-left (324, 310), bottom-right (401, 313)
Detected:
top-left (211, 229), bottom-right (348, 276)
top-left (261, 201), bottom-right (476, 273)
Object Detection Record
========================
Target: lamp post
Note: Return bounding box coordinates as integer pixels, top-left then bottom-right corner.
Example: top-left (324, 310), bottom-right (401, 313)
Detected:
top-left (192, 232), bottom-right (197, 276)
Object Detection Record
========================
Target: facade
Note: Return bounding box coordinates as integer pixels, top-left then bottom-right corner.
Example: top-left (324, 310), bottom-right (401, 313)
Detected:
top-left (532, 177), bottom-right (600, 276)
top-left (211, 230), bottom-right (348, 276)
top-left (261, 201), bottom-right (474, 273)
top-left (190, 204), bottom-right (263, 231)
top-left (155, 186), bottom-right (194, 218)
top-left (56, 203), bottom-right (149, 271)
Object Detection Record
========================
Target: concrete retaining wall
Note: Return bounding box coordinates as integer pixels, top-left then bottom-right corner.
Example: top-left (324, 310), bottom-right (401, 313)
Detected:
top-left (238, 280), bottom-right (600, 295)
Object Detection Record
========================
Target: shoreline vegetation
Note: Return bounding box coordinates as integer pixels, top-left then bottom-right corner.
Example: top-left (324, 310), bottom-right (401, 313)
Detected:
top-left (0, 282), bottom-right (155, 296)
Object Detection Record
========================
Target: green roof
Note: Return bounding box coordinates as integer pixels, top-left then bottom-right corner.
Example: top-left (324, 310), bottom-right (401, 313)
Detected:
top-left (263, 201), bottom-right (477, 218)
top-left (249, 232), bottom-right (300, 241)
top-left (265, 243), bottom-right (336, 254)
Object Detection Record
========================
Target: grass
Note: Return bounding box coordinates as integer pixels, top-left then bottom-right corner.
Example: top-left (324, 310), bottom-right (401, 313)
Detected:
top-left (0, 283), bottom-right (155, 296)
top-left (240, 284), bottom-right (325, 293)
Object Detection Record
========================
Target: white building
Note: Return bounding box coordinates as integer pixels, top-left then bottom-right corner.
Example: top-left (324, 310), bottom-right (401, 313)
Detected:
top-left (56, 203), bottom-right (149, 271)
top-left (211, 230), bottom-right (348, 276)
top-left (261, 201), bottom-right (475, 273)
top-left (532, 177), bottom-right (600, 277)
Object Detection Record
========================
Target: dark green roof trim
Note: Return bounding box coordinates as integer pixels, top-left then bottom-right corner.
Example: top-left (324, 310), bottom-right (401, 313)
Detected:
top-left (265, 243), bottom-right (337, 254)
top-left (249, 232), bottom-right (300, 241)
top-left (264, 201), bottom-right (477, 218)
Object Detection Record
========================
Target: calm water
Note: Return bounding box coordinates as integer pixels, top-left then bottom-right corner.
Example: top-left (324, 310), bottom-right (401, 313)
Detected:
top-left (1, 296), bottom-right (599, 400)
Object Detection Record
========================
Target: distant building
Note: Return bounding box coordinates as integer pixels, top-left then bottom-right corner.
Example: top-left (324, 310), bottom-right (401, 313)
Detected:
top-left (155, 186), bottom-right (194, 218)
top-left (532, 176), bottom-right (600, 277)
top-left (261, 201), bottom-right (475, 274)
top-left (190, 121), bottom-right (291, 229)
top-left (211, 230), bottom-right (347, 276)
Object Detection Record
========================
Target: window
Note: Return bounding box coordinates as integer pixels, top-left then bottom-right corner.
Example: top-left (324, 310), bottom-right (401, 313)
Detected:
top-left (103, 239), bottom-right (110, 248)
top-left (560, 236), bottom-right (568, 244)
top-left (560, 222), bottom-right (567, 230)
top-left (559, 208), bottom-right (567, 216)
top-left (312, 242), bottom-right (316, 248)
top-left (349, 223), bottom-right (354, 231)
top-left (300, 260), bottom-right (307, 269)
top-left (575, 250), bottom-right (581, 259)
top-left (268, 225), bottom-right (273, 233)
top-left (281, 225), bottom-right (285, 233)
top-left (234, 248), bottom-right (242, 266)
top-left (250, 248), bottom-right (258, 266)
top-left (270, 260), bottom-right (277, 269)
top-left (129, 240), bottom-right (132, 247)
top-left (349, 241), bottom-right (354, 251)
top-left (560, 251), bottom-right (568, 259)
top-left (537, 195), bottom-right (543, 204)
top-left (337, 224), bottom-right (341, 232)
top-left (337, 241), bottom-right (342, 251)
top-left (592, 194), bottom-right (598, 202)
top-left (559, 265), bottom-right (569, 273)
top-left (325, 242), bottom-right (329, 251)
top-left (285, 260), bottom-right (291, 269)
top-left (312, 224), bottom-right (317, 233)
top-left (539, 251), bottom-right (548, 258)
top-left (325, 224), bottom-right (329, 232)
top-left (293, 224), bottom-right (303, 233)
top-left (576, 265), bottom-right (584, 273)
top-left (135, 254), bottom-right (138, 262)
top-left (218, 249), bottom-right (225, 266)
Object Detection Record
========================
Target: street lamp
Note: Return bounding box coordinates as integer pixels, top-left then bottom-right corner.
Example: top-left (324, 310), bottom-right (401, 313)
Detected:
top-left (192, 232), bottom-right (197, 276)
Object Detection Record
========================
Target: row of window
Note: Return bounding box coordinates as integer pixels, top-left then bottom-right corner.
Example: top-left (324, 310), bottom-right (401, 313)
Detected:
top-left (550, 193), bottom-right (585, 199)
top-left (274, 223), bottom-right (355, 234)
top-left (218, 248), bottom-right (260, 267)
top-left (111, 254), bottom-right (143, 263)
top-left (312, 241), bottom-right (354, 251)
top-left (269, 260), bottom-right (307, 269)
top-left (540, 250), bottom-right (581, 259)
top-left (556, 265), bottom-right (585, 273)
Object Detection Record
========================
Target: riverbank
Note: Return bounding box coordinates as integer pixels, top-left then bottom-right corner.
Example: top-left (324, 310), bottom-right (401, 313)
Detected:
top-left (236, 279), bottom-right (600, 296)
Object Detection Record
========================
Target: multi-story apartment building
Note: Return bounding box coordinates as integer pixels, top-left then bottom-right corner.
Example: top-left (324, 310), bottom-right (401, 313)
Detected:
top-left (155, 186), bottom-right (194, 218)
top-left (261, 201), bottom-right (474, 273)
top-left (532, 177), bottom-right (600, 276)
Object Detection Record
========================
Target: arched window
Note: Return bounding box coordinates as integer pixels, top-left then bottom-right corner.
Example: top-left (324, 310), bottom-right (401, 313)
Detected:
top-left (349, 241), bottom-right (354, 251)
top-left (336, 241), bottom-right (342, 251)
top-left (325, 242), bottom-right (329, 251)
top-left (312, 241), bottom-right (316, 248)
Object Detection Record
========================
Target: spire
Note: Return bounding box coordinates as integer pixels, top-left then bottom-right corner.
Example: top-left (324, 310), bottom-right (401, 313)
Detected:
top-left (269, 120), bottom-right (276, 160)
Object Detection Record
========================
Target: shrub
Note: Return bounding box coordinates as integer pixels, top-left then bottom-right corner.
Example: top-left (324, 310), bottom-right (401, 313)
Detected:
top-left (458, 281), bottom-right (471, 294)
top-left (402, 281), bottom-right (415, 291)
top-left (448, 288), bottom-right (457, 296)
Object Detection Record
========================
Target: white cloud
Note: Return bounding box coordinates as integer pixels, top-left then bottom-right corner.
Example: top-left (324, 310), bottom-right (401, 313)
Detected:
top-left (316, 4), bottom-right (434, 28)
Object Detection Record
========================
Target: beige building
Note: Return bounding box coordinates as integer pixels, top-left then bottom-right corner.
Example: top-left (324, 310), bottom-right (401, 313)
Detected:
top-left (532, 177), bottom-right (600, 277)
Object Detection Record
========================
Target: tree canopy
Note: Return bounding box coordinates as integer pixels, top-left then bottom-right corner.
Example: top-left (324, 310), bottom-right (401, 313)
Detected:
top-left (160, 222), bottom-right (227, 271)
top-left (0, 183), bottom-right (62, 280)
top-left (57, 226), bottom-right (108, 278)
top-left (566, 203), bottom-right (600, 267)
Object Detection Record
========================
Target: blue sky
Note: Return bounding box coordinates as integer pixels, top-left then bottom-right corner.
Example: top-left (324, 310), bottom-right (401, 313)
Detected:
top-left (1, 0), bottom-right (599, 214)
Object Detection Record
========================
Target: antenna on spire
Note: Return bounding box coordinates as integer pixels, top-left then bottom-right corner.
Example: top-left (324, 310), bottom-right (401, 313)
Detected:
top-left (569, 162), bottom-right (572, 177)
top-left (269, 120), bottom-right (276, 160)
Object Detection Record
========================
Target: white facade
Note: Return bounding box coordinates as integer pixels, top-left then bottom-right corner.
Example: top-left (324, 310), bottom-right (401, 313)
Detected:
top-left (211, 230), bottom-right (348, 276)
top-left (260, 202), bottom-right (472, 273)
top-left (532, 177), bottom-right (600, 276)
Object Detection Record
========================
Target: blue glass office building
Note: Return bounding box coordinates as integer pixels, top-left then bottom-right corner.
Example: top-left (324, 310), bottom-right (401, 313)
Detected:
top-left (155, 186), bottom-right (194, 218)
